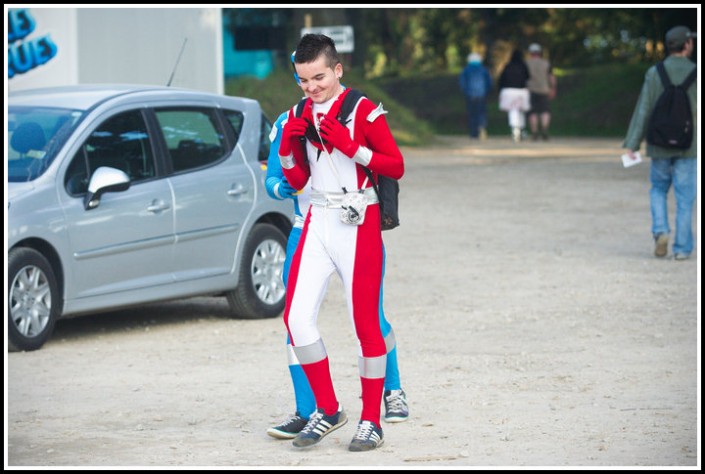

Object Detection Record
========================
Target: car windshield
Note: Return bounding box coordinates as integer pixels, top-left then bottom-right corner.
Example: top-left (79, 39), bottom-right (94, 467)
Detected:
top-left (7, 106), bottom-right (84, 182)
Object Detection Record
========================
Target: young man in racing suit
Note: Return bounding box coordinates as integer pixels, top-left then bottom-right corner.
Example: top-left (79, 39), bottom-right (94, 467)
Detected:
top-left (276, 33), bottom-right (404, 452)
top-left (265, 105), bottom-right (409, 440)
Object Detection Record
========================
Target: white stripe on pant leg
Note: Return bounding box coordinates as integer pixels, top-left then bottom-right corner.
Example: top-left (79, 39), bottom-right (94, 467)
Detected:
top-left (358, 354), bottom-right (386, 379)
top-left (384, 328), bottom-right (396, 353)
top-left (287, 343), bottom-right (301, 365)
top-left (293, 338), bottom-right (328, 365)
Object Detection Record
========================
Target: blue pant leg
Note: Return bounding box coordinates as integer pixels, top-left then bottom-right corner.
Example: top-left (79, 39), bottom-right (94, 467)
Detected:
top-left (672, 157), bottom-right (696, 255)
top-left (467, 97), bottom-right (487, 137)
top-left (287, 335), bottom-right (316, 418)
top-left (466, 98), bottom-right (480, 138)
top-left (649, 158), bottom-right (672, 237)
top-left (380, 246), bottom-right (401, 391)
top-left (477, 99), bottom-right (488, 129)
top-left (282, 226), bottom-right (301, 286)
top-left (283, 227), bottom-right (315, 417)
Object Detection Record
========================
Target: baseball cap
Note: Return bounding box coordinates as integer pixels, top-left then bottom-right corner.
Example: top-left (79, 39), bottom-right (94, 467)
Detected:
top-left (528, 43), bottom-right (542, 53)
top-left (665, 26), bottom-right (696, 50)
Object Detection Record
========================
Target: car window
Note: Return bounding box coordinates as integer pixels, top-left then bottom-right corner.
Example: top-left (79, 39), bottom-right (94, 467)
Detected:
top-left (222, 109), bottom-right (244, 147)
top-left (259, 113), bottom-right (272, 163)
top-left (154, 107), bottom-right (226, 173)
top-left (64, 110), bottom-right (155, 195)
top-left (8, 106), bottom-right (83, 182)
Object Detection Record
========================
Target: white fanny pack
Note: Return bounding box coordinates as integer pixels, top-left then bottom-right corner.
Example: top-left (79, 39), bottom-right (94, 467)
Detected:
top-left (340, 188), bottom-right (369, 226)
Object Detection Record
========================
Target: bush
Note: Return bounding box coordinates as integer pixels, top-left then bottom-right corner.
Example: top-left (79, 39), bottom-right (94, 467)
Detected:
top-left (374, 63), bottom-right (649, 138)
top-left (226, 62), bottom-right (650, 145)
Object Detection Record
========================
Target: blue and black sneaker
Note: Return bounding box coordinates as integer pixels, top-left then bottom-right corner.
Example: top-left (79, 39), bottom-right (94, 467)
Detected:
top-left (266, 412), bottom-right (309, 439)
top-left (383, 389), bottom-right (409, 423)
top-left (349, 420), bottom-right (384, 452)
top-left (292, 404), bottom-right (347, 448)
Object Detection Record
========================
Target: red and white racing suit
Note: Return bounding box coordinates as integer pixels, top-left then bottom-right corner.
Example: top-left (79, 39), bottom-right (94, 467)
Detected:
top-left (279, 88), bottom-right (404, 425)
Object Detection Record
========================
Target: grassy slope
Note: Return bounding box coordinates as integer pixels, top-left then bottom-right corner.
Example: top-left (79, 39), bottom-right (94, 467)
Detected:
top-left (226, 62), bottom-right (649, 146)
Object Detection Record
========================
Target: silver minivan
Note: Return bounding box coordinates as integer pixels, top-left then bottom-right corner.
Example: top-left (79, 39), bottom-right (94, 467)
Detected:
top-left (7, 84), bottom-right (294, 351)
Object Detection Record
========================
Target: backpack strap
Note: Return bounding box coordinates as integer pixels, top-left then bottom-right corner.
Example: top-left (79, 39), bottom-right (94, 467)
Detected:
top-left (681, 67), bottom-right (697, 90)
top-left (323, 89), bottom-right (377, 193)
top-left (655, 62), bottom-right (672, 88)
top-left (294, 97), bottom-right (319, 146)
top-left (362, 166), bottom-right (379, 193)
top-left (293, 97), bottom-right (320, 157)
top-left (294, 90), bottom-right (365, 161)
top-left (294, 88), bottom-right (366, 123)
top-left (340, 89), bottom-right (375, 186)
top-left (295, 89), bottom-right (367, 158)
top-left (295, 97), bottom-right (308, 118)
top-left (337, 88), bottom-right (366, 124)
top-left (656, 62), bottom-right (697, 90)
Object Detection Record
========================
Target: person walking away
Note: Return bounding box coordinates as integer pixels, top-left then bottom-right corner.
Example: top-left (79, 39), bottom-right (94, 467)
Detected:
top-left (525, 43), bottom-right (556, 140)
top-left (278, 33), bottom-right (405, 452)
top-left (264, 106), bottom-right (409, 439)
top-left (459, 52), bottom-right (493, 140)
top-left (622, 25), bottom-right (697, 261)
top-left (498, 48), bottom-right (531, 142)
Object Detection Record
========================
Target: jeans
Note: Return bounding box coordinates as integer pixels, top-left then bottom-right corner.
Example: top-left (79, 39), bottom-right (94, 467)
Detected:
top-left (465, 97), bottom-right (487, 138)
top-left (649, 157), bottom-right (697, 255)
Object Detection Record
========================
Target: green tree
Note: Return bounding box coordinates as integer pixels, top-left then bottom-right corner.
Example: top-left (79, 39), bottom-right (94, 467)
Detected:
top-left (229, 7), bottom-right (698, 77)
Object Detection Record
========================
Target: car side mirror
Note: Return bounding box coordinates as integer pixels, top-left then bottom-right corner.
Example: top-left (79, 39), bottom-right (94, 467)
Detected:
top-left (83, 166), bottom-right (130, 210)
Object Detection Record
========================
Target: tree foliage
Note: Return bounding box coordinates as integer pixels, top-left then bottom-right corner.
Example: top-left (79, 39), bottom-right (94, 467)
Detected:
top-left (224, 7), bottom-right (697, 77)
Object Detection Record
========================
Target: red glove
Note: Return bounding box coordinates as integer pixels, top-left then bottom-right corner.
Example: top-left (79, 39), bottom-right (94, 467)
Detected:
top-left (318, 116), bottom-right (360, 158)
top-left (279, 117), bottom-right (309, 156)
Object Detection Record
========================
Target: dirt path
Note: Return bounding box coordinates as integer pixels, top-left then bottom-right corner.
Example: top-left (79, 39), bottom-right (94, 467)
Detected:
top-left (5, 136), bottom-right (699, 468)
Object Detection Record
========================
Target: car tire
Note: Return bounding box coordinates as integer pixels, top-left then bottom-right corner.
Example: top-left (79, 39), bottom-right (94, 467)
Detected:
top-left (226, 223), bottom-right (287, 320)
top-left (8, 247), bottom-right (62, 352)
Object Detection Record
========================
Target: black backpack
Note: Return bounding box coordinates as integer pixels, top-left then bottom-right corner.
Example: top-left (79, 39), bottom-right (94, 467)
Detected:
top-left (646, 62), bottom-right (696, 150)
top-left (295, 89), bottom-right (400, 231)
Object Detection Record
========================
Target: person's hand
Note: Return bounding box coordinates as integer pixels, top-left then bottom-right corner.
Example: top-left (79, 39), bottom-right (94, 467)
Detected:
top-left (623, 149), bottom-right (640, 160)
top-left (277, 177), bottom-right (296, 199)
top-left (318, 116), bottom-right (359, 157)
top-left (279, 117), bottom-right (309, 156)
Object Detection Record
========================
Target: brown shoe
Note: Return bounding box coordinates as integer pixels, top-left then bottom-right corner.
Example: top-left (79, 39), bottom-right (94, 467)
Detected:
top-left (654, 234), bottom-right (668, 258)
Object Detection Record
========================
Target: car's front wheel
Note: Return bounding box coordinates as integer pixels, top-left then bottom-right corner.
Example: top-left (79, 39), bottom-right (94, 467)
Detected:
top-left (8, 247), bottom-right (62, 352)
top-left (226, 223), bottom-right (287, 319)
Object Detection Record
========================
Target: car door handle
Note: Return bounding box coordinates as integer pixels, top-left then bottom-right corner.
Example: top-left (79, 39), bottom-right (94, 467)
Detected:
top-left (227, 184), bottom-right (248, 197)
top-left (146, 200), bottom-right (170, 213)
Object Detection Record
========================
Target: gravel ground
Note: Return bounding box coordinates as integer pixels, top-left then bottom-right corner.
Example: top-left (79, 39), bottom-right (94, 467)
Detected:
top-left (5, 136), bottom-right (700, 468)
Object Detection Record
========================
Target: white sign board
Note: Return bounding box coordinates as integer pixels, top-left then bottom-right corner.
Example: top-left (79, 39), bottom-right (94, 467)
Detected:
top-left (301, 25), bottom-right (354, 53)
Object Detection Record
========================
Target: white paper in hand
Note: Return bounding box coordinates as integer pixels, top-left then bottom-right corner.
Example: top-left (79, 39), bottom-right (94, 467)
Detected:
top-left (621, 151), bottom-right (642, 168)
